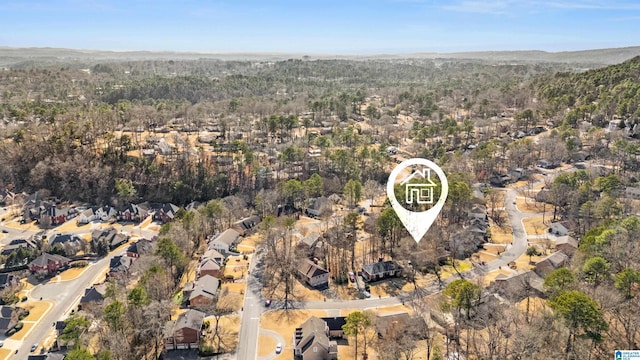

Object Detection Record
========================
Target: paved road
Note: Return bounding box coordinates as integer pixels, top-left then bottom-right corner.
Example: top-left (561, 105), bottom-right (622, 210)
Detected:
top-left (237, 252), bottom-right (265, 360)
top-left (236, 166), bottom-right (580, 360)
top-left (6, 221), bottom-right (158, 359)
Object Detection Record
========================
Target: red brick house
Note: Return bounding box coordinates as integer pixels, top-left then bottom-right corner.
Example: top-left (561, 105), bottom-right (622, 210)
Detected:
top-left (28, 253), bottom-right (71, 275)
top-left (164, 309), bottom-right (205, 350)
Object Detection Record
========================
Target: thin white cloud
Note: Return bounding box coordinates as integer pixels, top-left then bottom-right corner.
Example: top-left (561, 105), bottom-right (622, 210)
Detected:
top-left (442, 0), bottom-right (640, 13)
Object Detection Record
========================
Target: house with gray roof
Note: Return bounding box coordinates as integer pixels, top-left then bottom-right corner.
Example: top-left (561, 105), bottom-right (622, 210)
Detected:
top-left (207, 228), bottom-right (241, 254)
top-left (297, 259), bottom-right (329, 289)
top-left (293, 316), bottom-right (338, 360)
top-left (165, 309), bottom-right (205, 350)
top-left (362, 260), bottom-right (403, 282)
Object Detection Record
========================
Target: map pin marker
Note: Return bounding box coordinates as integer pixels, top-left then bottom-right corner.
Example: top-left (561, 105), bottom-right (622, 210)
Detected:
top-left (386, 158), bottom-right (448, 244)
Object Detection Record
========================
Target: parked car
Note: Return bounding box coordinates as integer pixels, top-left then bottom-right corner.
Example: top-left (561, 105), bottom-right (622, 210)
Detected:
top-left (0, 340), bottom-right (4, 347)
top-left (348, 272), bottom-right (355, 282)
top-left (31, 343), bottom-right (38, 352)
top-left (265, 299), bottom-right (271, 307)
top-left (275, 343), bottom-right (282, 354)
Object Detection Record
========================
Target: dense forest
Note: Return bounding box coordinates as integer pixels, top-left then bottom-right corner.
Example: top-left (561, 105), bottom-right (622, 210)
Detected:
top-left (2, 51), bottom-right (640, 359)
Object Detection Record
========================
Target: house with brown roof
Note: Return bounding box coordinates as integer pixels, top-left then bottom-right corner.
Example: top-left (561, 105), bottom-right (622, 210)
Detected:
top-left (297, 259), bottom-right (329, 289)
top-left (555, 235), bottom-right (578, 256)
top-left (535, 251), bottom-right (569, 277)
top-left (126, 239), bottom-right (154, 258)
top-left (165, 309), bottom-right (205, 350)
top-left (198, 258), bottom-right (223, 279)
top-left (28, 253), bottom-right (70, 275)
top-left (293, 316), bottom-right (338, 360)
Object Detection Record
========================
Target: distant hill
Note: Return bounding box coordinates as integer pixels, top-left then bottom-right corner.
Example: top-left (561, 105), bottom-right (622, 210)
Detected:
top-left (535, 55), bottom-right (640, 125)
top-left (1, 46), bottom-right (640, 67)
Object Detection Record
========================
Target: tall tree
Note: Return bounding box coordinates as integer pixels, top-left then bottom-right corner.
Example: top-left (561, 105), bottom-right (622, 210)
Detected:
top-left (343, 311), bottom-right (372, 359)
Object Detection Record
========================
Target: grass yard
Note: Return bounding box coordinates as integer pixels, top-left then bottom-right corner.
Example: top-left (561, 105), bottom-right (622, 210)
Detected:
top-left (9, 322), bottom-right (34, 341)
top-left (21, 300), bottom-right (53, 321)
top-left (204, 314), bottom-right (240, 353)
top-left (218, 282), bottom-right (246, 311)
top-left (522, 216), bottom-right (547, 235)
top-left (58, 267), bottom-right (87, 281)
top-left (515, 197), bottom-right (548, 213)
top-left (259, 309), bottom-right (329, 360)
top-left (0, 349), bottom-right (12, 360)
top-left (223, 255), bottom-right (250, 280)
top-left (489, 215), bottom-right (513, 244)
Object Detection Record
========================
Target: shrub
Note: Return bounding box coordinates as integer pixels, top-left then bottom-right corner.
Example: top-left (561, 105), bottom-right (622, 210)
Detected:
top-left (71, 261), bottom-right (88, 268)
top-left (5, 328), bottom-right (15, 336)
top-left (20, 296), bottom-right (27, 302)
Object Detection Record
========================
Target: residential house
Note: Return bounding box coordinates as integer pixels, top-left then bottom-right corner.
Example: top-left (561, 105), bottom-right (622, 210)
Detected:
top-left (297, 233), bottom-right (321, 256)
top-left (107, 255), bottom-right (135, 281)
top-left (304, 197), bottom-right (333, 218)
top-left (625, 186), bottom-right (640, 200)
top-left (1, 238), bottom-right (37, 255)
top-left (29, 253), bottom-right (70, 275)
top-left (321, 317), bottom-right (346, 338)
top-left (186, 275), bottom-right (220, 308)
top-left (509, 168), bottom-right (526, 181)
top-left (126, 239), bottom-right (153, 258)
top-left (119, 203), bottom-right (149, 222)
top-left (0, 189), bottom-right (14, 205)
top-left (49, 233), bottom-right (84, 255)
top-left (362, 260), bottom-right (403, 282)
top-left (0, 274), bottom-right (19, 290)
top-left (297, 259), bottom-right (329, 289)
top-left (231, 215), bottom-right (261, 236)
top-left (0, 306), bottom-right (23, 333)
top-left (535, 251), bottom-right (569, 277)
top-left (92, 227), bottom-right (129, 250)
top-left (79, 283), bottom-right (108, 308)
top-left (198, 257), bottom-right (223, 279)
top-left (207, 229), bottom-right (241, 254)
top-left (490, 270), bottom-right (544, 301)
top-left (154, 203), bottom-right (180, 223)
top-left (165, 309), bottom-right (205, 350)
top-left (202, 249), bottom-right (225, 265)
top-left (548, 222), bottom-right (569, 236)
top-left (555, 236), bottom-right (579, 256)
top-left (293, 316), bottom-right (338, 360)
top-left (537, 159), bottom-right (558, 169)
top-left (77, 206), bottom-right (117, 224)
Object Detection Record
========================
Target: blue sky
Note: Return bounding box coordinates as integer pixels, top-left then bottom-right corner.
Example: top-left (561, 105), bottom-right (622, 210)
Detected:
top-left (1, 0), bottom-right (639, 54)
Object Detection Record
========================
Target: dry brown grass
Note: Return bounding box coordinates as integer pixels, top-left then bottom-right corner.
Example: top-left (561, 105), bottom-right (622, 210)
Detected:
top-left (515, 197), bottom-right (548, 213)
top-left (20, 300), bottom-right (53, 321)
top-left (219, 282), bottom-right (246, 312)
top-left (259, 309), bottom-right (328, 360)
top-left (204, 314), bottom-right (240, 353)
top-left (223, 255), bottom-right (250, 280)
top-left (0, 349), bottom-right (12, 360)
top-left (522, 216), bottom-right (547, 235)
top-left (58, 267), bottom-right (87, 281)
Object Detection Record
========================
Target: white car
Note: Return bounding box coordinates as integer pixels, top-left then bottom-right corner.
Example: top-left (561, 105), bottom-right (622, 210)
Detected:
top-left (275, 343), bottom-right (282, 354)
top-left (0, 340), bottom-right (4, 347)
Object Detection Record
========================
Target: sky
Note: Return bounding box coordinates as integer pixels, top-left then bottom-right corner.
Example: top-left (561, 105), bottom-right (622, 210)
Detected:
top-left (1, 0), bottom-right (640, 54)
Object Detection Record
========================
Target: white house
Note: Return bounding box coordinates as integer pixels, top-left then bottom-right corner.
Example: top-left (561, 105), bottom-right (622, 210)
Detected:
top-left (207, 229), bottom-right (241, 254)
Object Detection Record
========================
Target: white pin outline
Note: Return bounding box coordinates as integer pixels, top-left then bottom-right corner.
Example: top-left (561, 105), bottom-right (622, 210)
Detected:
top-left (386, 158), bottom-right (449, 243)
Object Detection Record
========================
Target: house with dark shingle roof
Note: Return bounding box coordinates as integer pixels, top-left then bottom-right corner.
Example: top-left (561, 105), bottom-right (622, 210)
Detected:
top-left (1, 238), bottom-right (37, 255)
top-left (92, 227), bottom-right (129, 250)
top-left (0, 274), bottom-right (19, 290)
top-left (126, 239), bottom-right (153, 258)
top-left (79, 283), bottom-right (108, 308)
top-left (231, 215), bottom-right (261, 236)
top-left (362, 260), bottom-right (403, 282)
top-left (297, 259), bottom-right (329, 289)
top-left (49, 233), bottom-right (83, 255)
top-left (293, 316), bottom-right (338, 360)
top-left (107, 255), bottom-right (135, 281)
top-left (0, 306), bottom-right (23, 333)
top-left (164, 309), bottom-right (205, 350)
top-left (29, 253), bottom-right (70, 275)
top-left (154, 203), bottom-right (180, 223)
